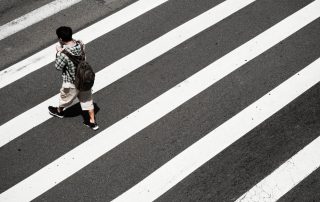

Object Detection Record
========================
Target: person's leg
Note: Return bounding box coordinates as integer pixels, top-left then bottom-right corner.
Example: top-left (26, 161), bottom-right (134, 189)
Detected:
top-left (59, 87), bottom-right (77, 106)
top-left (88, 109), bottom-right (95, 123)
top-left (56, 106), bottom-right (64, 114)
top-left (78, 89), bottom-right (99, 130)
top-left (49, 87), bottom-right (77, 118)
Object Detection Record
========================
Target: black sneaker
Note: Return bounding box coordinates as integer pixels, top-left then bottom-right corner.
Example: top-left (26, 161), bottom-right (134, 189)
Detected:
top-left (48, 106), bottom-right (64, 118)
top-left (83, 121), bottom-right (99, 131)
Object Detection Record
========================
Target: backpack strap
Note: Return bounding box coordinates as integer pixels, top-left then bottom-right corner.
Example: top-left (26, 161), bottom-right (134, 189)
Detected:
top-left (61, 41), bottom-right (85, 65)
top-left (62, 50), bottom-right (83, 66)
top-left (60, 41), bottom-right (85, 83)
top-left (75, 40), bottom-right (86, 60)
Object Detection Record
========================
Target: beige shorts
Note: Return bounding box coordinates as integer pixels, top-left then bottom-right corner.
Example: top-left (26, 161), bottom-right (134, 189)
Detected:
top-left (59, 87), bottom-right (94, 110)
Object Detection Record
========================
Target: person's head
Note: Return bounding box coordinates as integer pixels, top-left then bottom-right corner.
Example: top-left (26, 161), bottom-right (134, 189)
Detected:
top-left (56, 26), bottom-right (73, 43)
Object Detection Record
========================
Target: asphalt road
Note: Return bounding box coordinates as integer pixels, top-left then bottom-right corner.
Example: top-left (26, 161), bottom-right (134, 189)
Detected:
top-left (1, 0), bottom-right (320, 201)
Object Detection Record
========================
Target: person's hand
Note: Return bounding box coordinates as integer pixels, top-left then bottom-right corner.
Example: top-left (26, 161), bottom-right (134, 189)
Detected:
top-left (56, 44), bottom-right (64, 52)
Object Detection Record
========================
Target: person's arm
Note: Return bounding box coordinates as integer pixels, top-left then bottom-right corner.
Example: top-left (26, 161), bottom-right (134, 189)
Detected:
top-left (55, 52), bottom-right (66, 71)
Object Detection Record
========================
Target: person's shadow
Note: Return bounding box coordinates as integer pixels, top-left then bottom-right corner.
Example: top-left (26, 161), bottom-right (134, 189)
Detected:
top-left (63, 103), bottom-right (100, 123)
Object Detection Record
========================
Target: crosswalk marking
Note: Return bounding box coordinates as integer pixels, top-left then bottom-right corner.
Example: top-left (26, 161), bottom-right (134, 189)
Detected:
top-left (114, 57), bottom-right (320, 201)
top-left (0, 0), bottom-right (168, 89)
top-left (0, 0), bottom-right (82, 41)
top-left (0, 0), bottom-right (255, 148)
top-left (1, 1), bottom-right (318, 201)
top-left (236, 126), bottom-right (320, 201)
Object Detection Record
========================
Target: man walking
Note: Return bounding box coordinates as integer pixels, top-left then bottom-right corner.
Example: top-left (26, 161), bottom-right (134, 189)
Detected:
top-left (48, 26), bottom-right (99, 131)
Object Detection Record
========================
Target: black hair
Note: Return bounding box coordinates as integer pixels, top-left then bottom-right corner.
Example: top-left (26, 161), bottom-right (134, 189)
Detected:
top-left (56, 26), bottom-right (73, 42)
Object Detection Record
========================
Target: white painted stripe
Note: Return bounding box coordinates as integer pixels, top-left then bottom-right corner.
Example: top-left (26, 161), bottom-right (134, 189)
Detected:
top-left (0, 0), bottom-right (168, 89)
top-left (236, 133), bottom-right (320, 200)
top-left (0, 0), bottom-right (82, 41)
top-left (0, 0), bottom-right (255, 148)
top-left (1, 1), bottom-right (319, 201)
top-left (114, 58), bottom-right (320, 202)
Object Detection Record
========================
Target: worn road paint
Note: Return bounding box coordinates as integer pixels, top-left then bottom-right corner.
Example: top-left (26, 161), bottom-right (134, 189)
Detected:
top-left (114, 57), bottom-right (320, 201)
top-left (236, 127), bottom-right (320, 201)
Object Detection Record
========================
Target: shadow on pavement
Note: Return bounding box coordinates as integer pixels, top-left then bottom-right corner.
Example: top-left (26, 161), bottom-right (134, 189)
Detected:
top-left (63, 103), bottom-right (100, 123)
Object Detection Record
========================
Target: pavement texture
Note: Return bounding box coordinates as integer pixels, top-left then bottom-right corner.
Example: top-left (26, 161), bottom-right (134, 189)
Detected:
top-left (0, 0), bottom-right (320, 201)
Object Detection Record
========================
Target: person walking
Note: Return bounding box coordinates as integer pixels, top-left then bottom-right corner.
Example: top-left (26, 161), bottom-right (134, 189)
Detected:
top-left (48, 26), bottom-right (99, 131)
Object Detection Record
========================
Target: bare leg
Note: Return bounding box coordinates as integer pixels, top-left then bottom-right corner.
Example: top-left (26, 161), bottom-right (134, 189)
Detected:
top-left (58, 107), bottom-right (64, 113)
top-left (88, 109), bottom-right (95, 123)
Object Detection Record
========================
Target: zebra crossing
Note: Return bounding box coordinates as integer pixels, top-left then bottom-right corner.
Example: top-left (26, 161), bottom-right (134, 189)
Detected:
top-left (0, 0), bottom-right (81, 41)
top-left (1, 0), bottom-right (320, 201)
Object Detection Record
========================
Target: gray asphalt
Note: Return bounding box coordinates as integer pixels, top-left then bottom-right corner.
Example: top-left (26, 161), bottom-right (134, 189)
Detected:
top-left (0, 0), bottom-right (320, 201)
top-left (0, 0), bottom-right (137, 70)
